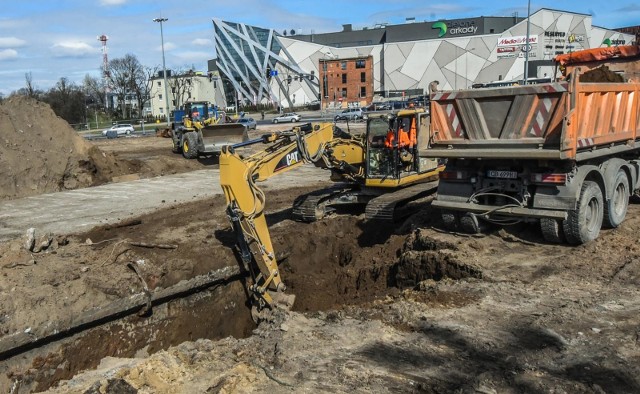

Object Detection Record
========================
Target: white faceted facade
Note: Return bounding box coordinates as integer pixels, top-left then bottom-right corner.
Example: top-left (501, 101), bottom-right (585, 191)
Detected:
top-left (213, 9), bottom-right (633, 107)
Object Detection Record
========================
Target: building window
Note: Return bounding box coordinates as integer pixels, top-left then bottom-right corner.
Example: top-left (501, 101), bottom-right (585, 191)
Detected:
top-left (360, 86), bottom-right (366, 97)
top-left (360, 72), bottom-right (366, 83)
top-left (160, 108), bottom-right (164, 114)
top-left (159, 94), bottom-right (163, 100)
top-left (188, 92), bottom-right (192, 98)
top-left (322, 75), bottom-right (328, 98)
top-left (342, 74), bottom-right (347, 84)
top-left (157, 81), bottom-right (161, 86)
top-left (355, 59), bottom-right (366, 69)
top-left (341, 88), bottom-right (347, 98)
top-left (341, 61), bottom-right (347, 70)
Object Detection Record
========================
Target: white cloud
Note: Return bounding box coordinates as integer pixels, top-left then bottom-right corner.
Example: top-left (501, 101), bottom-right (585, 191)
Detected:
top-left (0, 37), bottom-right (26, 48)
top-left (0, 49), bottom-right (18, 61)
top-left (51, 41), bottom-right (97, 58)
top-left (174, 51), bottom-right (211, 63)
top-left (100, 0), bottom-right (127, 5)
top-left (158, 42), bottom-right (177, 51)
top-left (191, 38), bottom-right (212, 46)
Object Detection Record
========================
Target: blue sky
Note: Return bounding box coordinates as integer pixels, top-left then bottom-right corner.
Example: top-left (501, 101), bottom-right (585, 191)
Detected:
top-left (0, 0), bottom-right (637, 96)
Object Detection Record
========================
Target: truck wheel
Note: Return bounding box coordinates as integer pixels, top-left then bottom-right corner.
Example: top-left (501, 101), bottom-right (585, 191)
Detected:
top-left (603, 170), bottom-right (629, 228)
top-left (563, 181), bottom-right (603, 244)
top-left (441, 210), bottom-right (460, 231)
top-left (182, 132), bottom-right (199, 159)
top-left (460, 213), bottom-right (482, 234)
top-left (540, 218), bottom-right (564, 243)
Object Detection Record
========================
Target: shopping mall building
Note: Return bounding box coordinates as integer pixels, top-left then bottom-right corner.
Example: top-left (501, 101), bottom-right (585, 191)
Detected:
top-left (210, 8), bottom-right (634, 110)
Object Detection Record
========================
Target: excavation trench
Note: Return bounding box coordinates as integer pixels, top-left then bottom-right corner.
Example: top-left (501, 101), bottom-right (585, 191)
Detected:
top-left (2, 205), bottom-right (481, 393)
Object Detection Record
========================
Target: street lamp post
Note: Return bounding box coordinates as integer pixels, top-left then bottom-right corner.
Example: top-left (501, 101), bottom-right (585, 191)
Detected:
top-left (153, 17), bottom-right (171, 127)
top-left (524, 0), bottom-right (531, 84)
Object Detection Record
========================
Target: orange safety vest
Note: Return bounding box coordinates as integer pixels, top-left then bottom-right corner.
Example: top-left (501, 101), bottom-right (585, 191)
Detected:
top-left (397, 128), bottom-right (411, 148)
top-left (385, 130), bottom-right (395, 148)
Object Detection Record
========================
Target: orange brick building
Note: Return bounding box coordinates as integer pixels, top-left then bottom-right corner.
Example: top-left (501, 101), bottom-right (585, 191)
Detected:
top-left (318, 56), bottom-right (373, 109)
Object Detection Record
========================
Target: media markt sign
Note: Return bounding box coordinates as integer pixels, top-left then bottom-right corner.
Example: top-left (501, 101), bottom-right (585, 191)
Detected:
top-left (431, 19), bottom-right (479, 37)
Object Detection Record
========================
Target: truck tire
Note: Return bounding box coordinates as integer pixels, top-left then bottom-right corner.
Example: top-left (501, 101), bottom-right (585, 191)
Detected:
top-left (562, 181), bottom-right (603, 244)
top-left (441, 210), bottom-right (460, 231)
top-left (182, 132), bottom-right (199, 159)
top-left (540, 218), bottom-right (564, 243)
top-left (460, 212), bottom-right (482, 234)
top-left (603, 170), bottom-right (629, 228)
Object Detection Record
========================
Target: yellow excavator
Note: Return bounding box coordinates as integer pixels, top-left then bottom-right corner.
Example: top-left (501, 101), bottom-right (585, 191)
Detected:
top-left (219, 108), bottom-right (442, 309)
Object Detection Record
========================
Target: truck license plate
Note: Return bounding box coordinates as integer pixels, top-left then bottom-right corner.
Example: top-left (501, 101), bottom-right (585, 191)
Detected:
top-left (487, 170), bottom-right (518, 179)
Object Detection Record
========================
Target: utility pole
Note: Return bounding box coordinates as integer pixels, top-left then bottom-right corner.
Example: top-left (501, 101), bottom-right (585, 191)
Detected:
top-left (153, 17), bottom-right (171, 126)
top-left (524, 0), bottom-right (531, 84)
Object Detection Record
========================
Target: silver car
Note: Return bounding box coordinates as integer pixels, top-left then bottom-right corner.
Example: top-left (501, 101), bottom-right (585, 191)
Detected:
top-left (237, 117), bottom-right (257, 130)
top-left (102, 124), bottom-right (134, 137)
top-left (272, 112), bottom-right (301, 123)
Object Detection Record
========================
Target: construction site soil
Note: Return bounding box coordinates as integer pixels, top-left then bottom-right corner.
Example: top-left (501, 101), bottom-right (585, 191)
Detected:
top-left (1, 99), bottom-right (639, 393)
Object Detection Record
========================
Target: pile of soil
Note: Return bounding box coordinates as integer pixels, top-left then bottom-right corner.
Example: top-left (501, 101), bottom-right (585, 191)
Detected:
top-left (0, 97), bottom-right (127, 201)
top-left (579, 65), bottom-right (625, 82)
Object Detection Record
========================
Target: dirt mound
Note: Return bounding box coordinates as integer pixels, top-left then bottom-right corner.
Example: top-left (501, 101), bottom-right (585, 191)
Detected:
top-left (0, 97), bottom-right (126, 201)
top-left (579, 65), bottom-right (624, 82)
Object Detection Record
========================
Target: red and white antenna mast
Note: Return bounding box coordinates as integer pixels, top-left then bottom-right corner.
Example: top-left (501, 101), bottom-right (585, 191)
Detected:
top-left (97, 34), bottom-right (110, 108)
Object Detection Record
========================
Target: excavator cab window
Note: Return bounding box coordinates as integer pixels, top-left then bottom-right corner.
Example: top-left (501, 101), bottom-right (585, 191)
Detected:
top-left (366, 117), bottom-right (398, 178)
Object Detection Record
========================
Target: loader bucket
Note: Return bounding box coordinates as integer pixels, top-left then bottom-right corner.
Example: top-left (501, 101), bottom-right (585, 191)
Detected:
top-left (200, 123), bottom-right (249, 153)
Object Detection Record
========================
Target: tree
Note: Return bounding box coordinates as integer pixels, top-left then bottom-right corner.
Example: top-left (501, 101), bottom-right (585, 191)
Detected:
top-left (167, 67), bottom-right (196, 110)
top-left (107, 53), bottom-right (143, 118)
top-left (24, 72), bottom-right (41, 99)
top-left (43, 77), bottom-right (85, 125)
top-left (83, 74), bottom-right (107, 109)
top-left (131, 65), bottom-right (159, 118)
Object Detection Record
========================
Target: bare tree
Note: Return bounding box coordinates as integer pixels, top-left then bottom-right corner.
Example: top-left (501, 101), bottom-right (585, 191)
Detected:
top-left (107, 53), bottom-right (143, 118)
top-left (43, 77), bottom-right (85, 125)
top-left (132, 65), bottom-right (159, 118)
top-left (24, 72), bottom-right (39, 98)
top-left (83, 74), bottom-right (106, 109)
top-left (168, 67), bottom-right (196, 109)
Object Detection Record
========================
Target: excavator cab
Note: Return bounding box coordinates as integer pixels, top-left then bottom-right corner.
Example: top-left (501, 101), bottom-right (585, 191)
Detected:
top-left (366, 111), bottom-right (426, 180)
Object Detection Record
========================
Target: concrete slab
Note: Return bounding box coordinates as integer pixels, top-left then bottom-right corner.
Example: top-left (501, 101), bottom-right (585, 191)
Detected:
top-left (0, 165), bottom-right (328, 242)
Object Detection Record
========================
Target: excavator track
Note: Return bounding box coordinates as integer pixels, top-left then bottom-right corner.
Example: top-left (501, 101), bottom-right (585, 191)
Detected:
top-left (292, 185), bottom-right (360, 222)
top-left (365, 180), bottom-right (439, 221)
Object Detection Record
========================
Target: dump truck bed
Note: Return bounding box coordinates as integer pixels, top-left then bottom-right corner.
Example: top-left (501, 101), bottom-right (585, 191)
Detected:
top-left (424, 78), bottom-right (640, 161)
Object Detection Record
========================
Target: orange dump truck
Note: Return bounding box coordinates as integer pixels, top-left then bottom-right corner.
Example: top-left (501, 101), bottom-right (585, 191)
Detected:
top-left (423, 45), bottom-right (640, 244)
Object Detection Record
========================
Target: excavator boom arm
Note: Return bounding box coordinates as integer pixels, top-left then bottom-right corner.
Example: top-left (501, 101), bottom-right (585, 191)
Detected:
top-left (219, 122), bottom-right (364, 308)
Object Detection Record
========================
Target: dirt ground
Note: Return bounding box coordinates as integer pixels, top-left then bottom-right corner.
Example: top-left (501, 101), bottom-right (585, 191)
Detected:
top-left (1, 100), bottom-right (639, 393)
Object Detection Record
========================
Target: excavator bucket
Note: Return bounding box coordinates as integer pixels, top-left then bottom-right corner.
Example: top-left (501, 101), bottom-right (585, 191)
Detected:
top-left (200, 123), bottom-right (249, 154)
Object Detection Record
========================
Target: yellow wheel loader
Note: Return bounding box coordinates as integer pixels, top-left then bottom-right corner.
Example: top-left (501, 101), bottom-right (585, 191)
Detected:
top-left (219, 108), bottom-right (443, 309)
top-left (171, 101), bottom-right (248, 159)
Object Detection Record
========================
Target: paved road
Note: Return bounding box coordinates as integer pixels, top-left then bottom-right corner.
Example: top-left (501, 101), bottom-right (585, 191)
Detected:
top-left (0, 165), bottom-right (328, 242)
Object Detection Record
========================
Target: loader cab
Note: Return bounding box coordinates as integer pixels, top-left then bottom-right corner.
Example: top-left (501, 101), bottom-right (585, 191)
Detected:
top-left (366, 109), bottom-right (433, 180)
top-left (184, 101), bottom-right (211, 121)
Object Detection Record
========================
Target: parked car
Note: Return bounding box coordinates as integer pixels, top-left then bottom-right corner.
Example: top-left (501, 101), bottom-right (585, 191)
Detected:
top-left (272, 113), bottom-right (301, 123)
top-left (334, 108), bottom-right (366, 121)
top-left (366, 102), bottom-right (391, 111)
top-left (237, 117), bottom-right (257, 130)
top-left (102, 124), bottom-right (134, 137)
